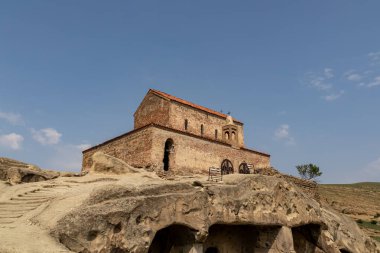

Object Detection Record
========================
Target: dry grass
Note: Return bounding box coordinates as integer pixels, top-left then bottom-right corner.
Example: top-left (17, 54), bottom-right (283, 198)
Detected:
top-left (319, 182), bottom-right (380, 242)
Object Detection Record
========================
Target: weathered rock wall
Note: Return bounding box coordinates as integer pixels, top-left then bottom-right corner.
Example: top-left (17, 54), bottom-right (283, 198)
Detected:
top-left (53, 174), bottom-right (379, 253)
top-left (0, 157), bottom-right (59, 184)
top-left (281, 174), bottom-right (320, 201)
top-left (255, 167), bottom-right (320, 200)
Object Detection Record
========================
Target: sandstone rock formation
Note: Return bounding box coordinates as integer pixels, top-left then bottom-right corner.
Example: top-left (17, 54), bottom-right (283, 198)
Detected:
top-left (89, 152), bottom-right (142, 174)
top-left (53, 174), bottom-right (379, 253)
top-left (0, 156), bottom-right (379, 253)
top-left (0, 157), bottom-right (59, 184)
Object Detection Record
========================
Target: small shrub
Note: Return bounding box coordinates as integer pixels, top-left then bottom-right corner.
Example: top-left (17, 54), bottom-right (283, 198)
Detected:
top-left (374, 213), bottom-right (380, 218)
top-left (370, 220), bottom-right (377, 225)
top-left (357, 219), bottom-right (363, 224)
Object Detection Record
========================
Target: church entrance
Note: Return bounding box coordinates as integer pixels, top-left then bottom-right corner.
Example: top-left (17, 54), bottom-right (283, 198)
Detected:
top-left (163, 139), bottom-right (174, 171)
top-left (221, 159), bottom-right (233, 175)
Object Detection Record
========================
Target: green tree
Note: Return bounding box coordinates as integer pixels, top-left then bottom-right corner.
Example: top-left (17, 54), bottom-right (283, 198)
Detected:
top-left (296, 163), bottom-right (322, 180)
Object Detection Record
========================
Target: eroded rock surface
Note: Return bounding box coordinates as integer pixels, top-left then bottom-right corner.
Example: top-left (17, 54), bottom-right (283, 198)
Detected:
top-left (89, 152), bottom-right (142, 174)
top-left (0, 157), bottom-right (59, 184)
top-left (53, 174), bottom-right (380, 253)
top-left (0, 156), bottom-right (378, 252)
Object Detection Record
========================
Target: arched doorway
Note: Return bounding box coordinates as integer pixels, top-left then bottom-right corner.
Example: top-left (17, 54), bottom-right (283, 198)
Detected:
top-left (148, 224), bottom-right (196, 253)
top-left (239, 162), bottom-right (250, 174)
top-left (205, 247), bottom-right (219, 253)
top-left (163, 139), bottom-right (174, 171)
top-left (221, 159), bottom-right (233, 175)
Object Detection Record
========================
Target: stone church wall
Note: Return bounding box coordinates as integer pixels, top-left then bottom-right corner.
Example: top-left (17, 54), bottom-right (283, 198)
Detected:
top-left (150, 126), bottom-right (270, 175)
top-left (168, 101), bottom-right (245, 147)
top-left (134, 92), bottom-right (170, 129)
top-left (82, 125), bottom-right (270, 177)
top-left (82, 127), bottom-right (154, 172)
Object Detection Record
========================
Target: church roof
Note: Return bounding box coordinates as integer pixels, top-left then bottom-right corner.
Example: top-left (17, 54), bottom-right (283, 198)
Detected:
top-left (149, 89), bottom-right (243, 125)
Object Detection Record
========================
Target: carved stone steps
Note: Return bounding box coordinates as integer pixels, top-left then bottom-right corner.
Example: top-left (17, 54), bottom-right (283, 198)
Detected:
top-left (0, 183), bottom-right (77, 228)
top-left (0, 225), bottom-right (16, 229)
top-left (4, 200), bottom-right (48, 205)
top-left (0, 217), bottom-right (17, 224)
top-left (0, 214), bottom-right (23, 219)
top-left (10, 197), bottom-right (52, 201)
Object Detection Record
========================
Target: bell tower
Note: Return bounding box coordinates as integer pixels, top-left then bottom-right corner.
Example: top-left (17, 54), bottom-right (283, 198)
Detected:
top-left (222, 115), bottom-right (239, 147)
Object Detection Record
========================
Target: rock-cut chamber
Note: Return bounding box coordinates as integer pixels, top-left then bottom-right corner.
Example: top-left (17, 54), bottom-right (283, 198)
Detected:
top-left (148, 224), bottom-right (283, 253)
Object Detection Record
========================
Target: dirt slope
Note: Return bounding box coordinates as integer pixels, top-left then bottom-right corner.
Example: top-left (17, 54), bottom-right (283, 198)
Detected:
top-left (319, 182), bottom-right (380, 242)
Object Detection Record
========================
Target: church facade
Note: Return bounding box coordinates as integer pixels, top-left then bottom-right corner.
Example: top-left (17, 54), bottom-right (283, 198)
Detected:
top-left (82, 89), bottom-right (270, 175)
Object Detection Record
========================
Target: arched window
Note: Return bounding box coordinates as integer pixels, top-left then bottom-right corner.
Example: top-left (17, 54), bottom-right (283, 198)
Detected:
top-left (215, 129), bottom-right (218, 139)
top-left (225, 131), bottom-right (230, 140)
top-left (201, 124), bottom-right (204, 136)
top-left (184, 119), bottom-right (188, 130)
top-left (232, 131), bottom-right (236, 141)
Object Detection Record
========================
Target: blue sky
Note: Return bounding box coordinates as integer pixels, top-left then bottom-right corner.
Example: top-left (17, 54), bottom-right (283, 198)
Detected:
top-left (1, 1), bottom-right (379, 183)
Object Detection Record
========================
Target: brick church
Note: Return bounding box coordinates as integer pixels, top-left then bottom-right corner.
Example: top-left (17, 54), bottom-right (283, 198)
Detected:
top-left (82, 89), bottom-right (270, 175)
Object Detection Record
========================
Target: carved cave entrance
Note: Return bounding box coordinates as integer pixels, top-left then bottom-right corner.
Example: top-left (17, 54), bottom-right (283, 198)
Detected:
top-left (205, 247), bottom-right (219, 253)
top-left (148, 224), bottom-right (282, 253)
top-left (292, 224), bottom-right (322, 253)
top-left (163, 139), bottom-right (174, 171)
top-left (148, 224), bottom-right (196, 253)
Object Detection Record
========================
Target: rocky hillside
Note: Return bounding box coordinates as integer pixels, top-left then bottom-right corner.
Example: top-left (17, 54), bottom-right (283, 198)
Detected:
top-left (0, 157), bottom-right (59, 184)
top-left (319, 182), bottom-right (380, 243)
top-left (0, 155), bottom-right (379, 253)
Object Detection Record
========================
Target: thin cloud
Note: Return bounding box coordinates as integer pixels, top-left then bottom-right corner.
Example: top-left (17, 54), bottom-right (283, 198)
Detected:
top-left (0, 111), bottom-right (24, 125)
top-left (0, 133), bottom-right (24, 150)
top-left (274, 124), bottom-right (295, 146)
top-left (309, 76), bottom-right (332, 91)
top-left (345, 73), bottom-right (362, 82)
top-left (368, 51), bottom-right (380, 62)
top-left (323, 90), bottom-right (345, 101)
top-left (304, 50), bottom-right (380, 100)
top-left (367, 157), bottom-right (380, 173)
top-left (305, 68), bottom-right (346, 101)
top-left (305, 68), bottom-right (334, 91)
top-left (362, 157), bottom-right (380, 181)
top-left (324, 68), bottom-right (334, 79)
top-left (367, 76), bottom-right (380, 88)
top-left (31, 128), bottom-right (62, 145)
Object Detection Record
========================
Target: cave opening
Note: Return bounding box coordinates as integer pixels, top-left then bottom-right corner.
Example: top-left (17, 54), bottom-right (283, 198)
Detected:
top-left (292, 224), bottom-right (322, 253)
top-left (205, 247), bottom-right (219, 253)
top-left (148, 224), bottom-right (196, 253)
top-left (148, 224), bottom-right (283, 253)
top-left (204, 224), bottom-right (281, 253)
